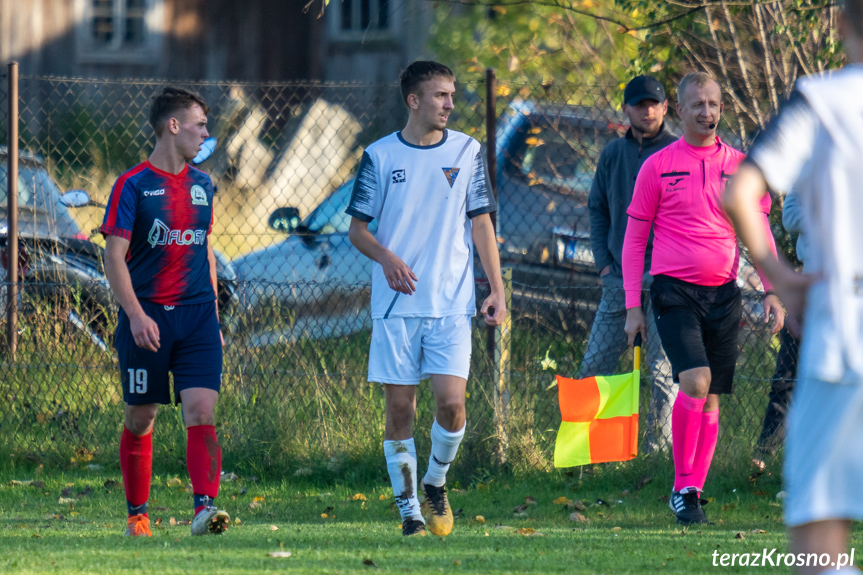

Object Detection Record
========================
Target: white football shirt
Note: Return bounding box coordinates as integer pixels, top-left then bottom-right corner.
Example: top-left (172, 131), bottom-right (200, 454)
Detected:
top-left (346, 129), bottom-right (495, 319)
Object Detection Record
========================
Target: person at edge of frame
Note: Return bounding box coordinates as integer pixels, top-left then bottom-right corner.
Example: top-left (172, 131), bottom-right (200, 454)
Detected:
top-left (346, 60), bottom-right (506, 538)
top-left (725, 1), bottom-right (863, 571)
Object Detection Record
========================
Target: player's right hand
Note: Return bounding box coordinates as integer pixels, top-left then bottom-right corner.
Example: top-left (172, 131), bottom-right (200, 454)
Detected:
top-left (381, 251), bottom-right (418, 295)
top-left (130, 313), bottom-right (160, 352)
top-left (624, 307), bottom-right (647, 347)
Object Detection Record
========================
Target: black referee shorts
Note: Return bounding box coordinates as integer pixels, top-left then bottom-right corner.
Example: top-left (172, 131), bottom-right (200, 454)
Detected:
top-left (649, 274), bottom-right (742, 395)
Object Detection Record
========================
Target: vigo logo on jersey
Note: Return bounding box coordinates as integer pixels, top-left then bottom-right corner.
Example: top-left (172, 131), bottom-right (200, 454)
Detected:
top-left (147, 218), bottom-right (206, 248)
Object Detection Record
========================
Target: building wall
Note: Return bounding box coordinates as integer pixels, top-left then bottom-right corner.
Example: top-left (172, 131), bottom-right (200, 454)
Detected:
top-left (0, 0), bottom-right (322, 81)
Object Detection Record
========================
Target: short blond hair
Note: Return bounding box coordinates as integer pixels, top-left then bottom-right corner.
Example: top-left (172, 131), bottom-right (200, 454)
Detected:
top-left (676, 72), bottom-right (721, 105)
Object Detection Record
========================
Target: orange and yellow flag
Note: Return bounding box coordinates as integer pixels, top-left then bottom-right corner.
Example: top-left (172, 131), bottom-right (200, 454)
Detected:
top-left (553, 342), bottom-right (641, 467)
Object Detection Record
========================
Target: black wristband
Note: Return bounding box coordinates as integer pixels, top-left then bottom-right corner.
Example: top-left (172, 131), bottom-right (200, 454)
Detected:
top-left (764, 289), bottom-right (776, 297)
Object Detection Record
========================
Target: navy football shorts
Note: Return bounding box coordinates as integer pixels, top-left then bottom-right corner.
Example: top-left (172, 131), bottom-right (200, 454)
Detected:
top-left (116, 300), bottom-right (222, 405)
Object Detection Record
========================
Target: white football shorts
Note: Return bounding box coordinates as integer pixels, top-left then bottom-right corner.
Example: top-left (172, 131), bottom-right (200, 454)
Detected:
top-left (368, 315), bottom-right (472, 385)
top-left (784, 377), bottom-right (863, 527)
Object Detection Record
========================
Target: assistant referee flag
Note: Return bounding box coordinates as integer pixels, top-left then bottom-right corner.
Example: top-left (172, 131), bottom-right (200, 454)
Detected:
top-left (554, 337), bottom-right (641, 467)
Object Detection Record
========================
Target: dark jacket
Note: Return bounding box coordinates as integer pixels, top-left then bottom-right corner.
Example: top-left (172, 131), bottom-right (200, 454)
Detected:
top-left (588, 123), bottom-right (677, 277)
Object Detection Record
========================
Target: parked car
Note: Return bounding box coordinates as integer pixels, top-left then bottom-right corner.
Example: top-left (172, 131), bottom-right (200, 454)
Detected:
top-left (0, 146), bottom-right (238, 348)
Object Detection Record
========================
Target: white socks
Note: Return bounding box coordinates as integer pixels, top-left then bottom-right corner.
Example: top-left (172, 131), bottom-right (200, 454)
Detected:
top-left (422, 420), bottom-right (466, 488)
top-left (384, 438), bottom-right (422, 522)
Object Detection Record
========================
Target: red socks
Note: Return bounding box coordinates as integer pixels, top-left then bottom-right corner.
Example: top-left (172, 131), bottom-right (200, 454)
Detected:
top-left (672, 391), bottom-right (706, 492)
top-left (120, 426), bottom-right (153, 516)
top-left (187, 425), bottom-right (221, 514)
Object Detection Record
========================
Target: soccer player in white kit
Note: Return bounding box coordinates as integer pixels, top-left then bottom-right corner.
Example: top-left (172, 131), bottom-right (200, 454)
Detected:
top-left (725, 2), bottom-right (863, 571)
top-left (347, 61), bottom-right (506, 537)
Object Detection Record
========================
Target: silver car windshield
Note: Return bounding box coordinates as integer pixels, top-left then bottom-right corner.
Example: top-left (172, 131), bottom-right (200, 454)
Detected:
top-left (0, 163), bottom-right (67, 213)
top-left (305, 180), bottom-right (377, 234)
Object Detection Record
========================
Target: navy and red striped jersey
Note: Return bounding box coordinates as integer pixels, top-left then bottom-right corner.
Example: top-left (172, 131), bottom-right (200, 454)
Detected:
top-left (100, 160), bottom-right (216, 306)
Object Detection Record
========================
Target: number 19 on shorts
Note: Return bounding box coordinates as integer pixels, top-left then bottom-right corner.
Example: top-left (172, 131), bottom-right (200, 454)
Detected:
top-left (127, 369), bottom-right (148, 394)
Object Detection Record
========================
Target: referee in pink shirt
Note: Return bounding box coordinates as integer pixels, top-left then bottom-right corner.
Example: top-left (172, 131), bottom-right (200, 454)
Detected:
top-left (622, 72), bottom-right (785, 525)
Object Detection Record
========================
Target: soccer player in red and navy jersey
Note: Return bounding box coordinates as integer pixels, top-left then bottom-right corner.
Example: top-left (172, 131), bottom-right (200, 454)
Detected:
top-left (101, 87), bottom-right (229, 537)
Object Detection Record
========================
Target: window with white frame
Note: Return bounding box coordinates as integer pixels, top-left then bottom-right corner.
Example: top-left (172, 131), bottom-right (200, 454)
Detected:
top-left (333, 0), bottom-right (391, 37)
top-left (77, 0), bottom-right (164, 63)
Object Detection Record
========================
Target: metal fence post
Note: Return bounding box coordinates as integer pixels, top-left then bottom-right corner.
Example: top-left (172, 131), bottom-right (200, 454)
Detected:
top-left (6, 62), bottom-right (18, 361)
top-left (493, 267), bottom-right (512, 463)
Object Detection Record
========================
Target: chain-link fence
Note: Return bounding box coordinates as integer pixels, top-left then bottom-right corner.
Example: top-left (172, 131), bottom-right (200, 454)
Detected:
top-left (0, 72), bottom-right (788, 477)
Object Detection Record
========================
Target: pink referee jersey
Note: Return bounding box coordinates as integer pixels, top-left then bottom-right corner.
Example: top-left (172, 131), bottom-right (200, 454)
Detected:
top-left (622, 137), bottom-right (775, 308)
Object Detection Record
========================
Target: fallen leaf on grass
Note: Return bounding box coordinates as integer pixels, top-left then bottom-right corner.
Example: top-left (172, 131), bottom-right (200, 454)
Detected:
top-left (753, 490), bottom-right (768, 497)
top-left (569, 512), bottom-right (587, 523)
top-left (750, 529), bottom-right (766, 534)
top-left (61, 487), bottom-right (73, 497)
top-left (269, 525), bottom-right (279, 531)
top-left (494, 525), bottom-right (513, 530)
top-left (453, 559), bottom-right (462, 566)
top-left (168, 517), bottom-right (190, 526)
top-left (31, 533), bottom-right (41, 538)
top-left (29, 481), bottom-right (45, 489)
top-left (512, 504), bottom-right (529, 514)
top-left (565, 501), bottom-right (587, 511)
top-left (524, 496), bottom-right (538, 506)
top-left (553, 497), bottom-right (572, 505)
top-left (515, 528), bottom-right (543, 536)
top-left (267, 551), bottom-right (292, 558)
top-left (220, 472), bottom-right (239, 483)
top-left (621, 489), bottom-right (630, 496)
top-left (735, 532), bottom-right (745, 540)
top-left (238, 487), bottom-right (247, 496)
top-left (363, 559), bottom-right (378, 568)
top-left (103, 480), bottom-right (117, 489)
top-left (154, 518), bottom-right (162, 525)
top-left (249, 501), bottom-right (262, 510)
top-left (58, 498), bottom-right (75, 505)
top-left (350, 493), bottom-right (368, 501)
top-left (611, 526), bottom-right (621, 532)
top-left (166, 478), bottom-right (182, 487)
top-left (722, 503), bottom-right (736, 511)
top-left (77, 486), bottom-right (92, 498)
top-left (294, 467), bottom-right (312, 477)
top-left (474, 515), bottom-right (486, 524)
top-left (378, 494), bottom-right (389, 501)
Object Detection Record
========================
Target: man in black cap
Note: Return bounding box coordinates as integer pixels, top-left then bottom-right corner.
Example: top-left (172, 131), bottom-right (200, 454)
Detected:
top-left (578, 75), bottom-right (678, 452)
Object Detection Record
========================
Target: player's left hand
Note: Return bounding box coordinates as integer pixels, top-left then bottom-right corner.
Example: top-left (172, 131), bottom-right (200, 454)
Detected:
top-left (481, 292), bottom-right (506, 327)
top-left (763, 293), bottom-right (785, 335)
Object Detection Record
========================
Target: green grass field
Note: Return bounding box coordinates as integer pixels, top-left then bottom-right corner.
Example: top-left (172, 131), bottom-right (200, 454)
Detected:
top-left (2, 459), bottom-right (860, 574)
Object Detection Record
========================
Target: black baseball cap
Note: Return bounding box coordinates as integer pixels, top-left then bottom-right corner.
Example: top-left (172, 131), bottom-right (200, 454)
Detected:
top-left (624, 75), bottom-right (666, 106)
